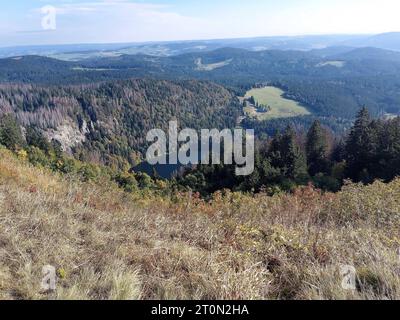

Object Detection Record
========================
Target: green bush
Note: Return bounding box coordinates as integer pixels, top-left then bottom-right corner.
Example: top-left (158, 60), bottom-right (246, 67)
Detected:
top-left (114, 173), bottom-right (138, 193)
top-left (27, 146), bottom-right (49, 167)
top-left (0, 114), bottom-right (25, 151)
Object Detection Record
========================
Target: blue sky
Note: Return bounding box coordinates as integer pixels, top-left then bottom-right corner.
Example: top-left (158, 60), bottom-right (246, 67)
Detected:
top-left (1, 0), bottom-right (400, 47)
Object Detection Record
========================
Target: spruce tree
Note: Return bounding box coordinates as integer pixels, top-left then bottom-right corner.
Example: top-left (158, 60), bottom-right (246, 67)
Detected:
top-left (345, 107), bottom-right (377, 182)
top-left (269, 126), bottom-right (307, 181)
top-left (306, 120), bottom-right (329, 176)
top-left (377, 117), bottom-right (400, 180)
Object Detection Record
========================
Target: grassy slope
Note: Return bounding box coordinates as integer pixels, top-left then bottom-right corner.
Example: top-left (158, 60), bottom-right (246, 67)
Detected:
top-left (244, 86), bottom-right (311, 120)
top-left (0, 147), bottom-right (399, 300)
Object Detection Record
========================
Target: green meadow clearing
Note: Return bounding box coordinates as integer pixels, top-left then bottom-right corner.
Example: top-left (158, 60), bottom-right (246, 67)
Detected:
top-left (244, 86), bottom-right (311, 120)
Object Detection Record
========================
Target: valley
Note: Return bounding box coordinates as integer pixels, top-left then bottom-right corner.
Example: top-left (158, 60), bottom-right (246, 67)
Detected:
top-left (2, 45), bottom-right (400, 120)
top-left (2, 32), bottom-right (400, 302)
top-left (2, 0), bottom-right (400, 304)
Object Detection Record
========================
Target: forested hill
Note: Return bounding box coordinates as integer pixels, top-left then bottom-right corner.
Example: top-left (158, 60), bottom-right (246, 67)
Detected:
top-left (5, 47), bottom-right (400, 85)
top-left (2, 47), bottom-right (400, 118)
top-left (0, 79), bottom-right (241, 168)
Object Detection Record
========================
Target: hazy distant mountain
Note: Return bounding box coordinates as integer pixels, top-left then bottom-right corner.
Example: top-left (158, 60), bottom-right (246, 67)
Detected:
top-left (331, 47), bottom-right (400, 62)
top-left (0, 33), bottom-right (400, 61)
top-left (0, 34), bottom-right (371, 60)
top-left (340, 32), bottom-right (400, 51)
top-left (0, 43), bottom-right (137, 59)
top-left (309, 46), bottom-right (356, 58)
top-left (4, 33), bottom-right (400, 61)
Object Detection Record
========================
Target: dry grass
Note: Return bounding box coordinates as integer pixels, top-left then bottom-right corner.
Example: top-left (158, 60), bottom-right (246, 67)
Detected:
top-left (0, 147), bottom-right (399, 300)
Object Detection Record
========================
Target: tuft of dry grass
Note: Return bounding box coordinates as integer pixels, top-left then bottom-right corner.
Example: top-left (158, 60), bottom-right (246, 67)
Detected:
top-left (0, 147), bottom-right (399, 300)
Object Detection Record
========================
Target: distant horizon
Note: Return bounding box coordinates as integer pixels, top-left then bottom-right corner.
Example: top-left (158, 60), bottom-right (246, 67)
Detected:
top-left (0, 31), bottom-right (396, 50)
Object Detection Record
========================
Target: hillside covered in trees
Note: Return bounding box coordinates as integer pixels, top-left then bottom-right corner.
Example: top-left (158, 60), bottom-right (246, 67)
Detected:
top-left (2, 47), bottom-right (400, 120)
top-left (1, 45), bottom-right (400, 302)
top-left (179, 108), bottom-right (400, 195)
top-left (2, 102), bottom-right (400, 199)
top-left (0, 79), bottom-right (241, 169)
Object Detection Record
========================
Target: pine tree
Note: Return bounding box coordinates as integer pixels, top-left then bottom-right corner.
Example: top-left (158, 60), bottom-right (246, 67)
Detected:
top-left (306, 120), bottom-right (329, 176)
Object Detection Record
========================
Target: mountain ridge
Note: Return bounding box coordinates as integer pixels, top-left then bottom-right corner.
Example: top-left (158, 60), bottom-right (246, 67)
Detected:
top-left (2, 33), bottom-right (399, 59)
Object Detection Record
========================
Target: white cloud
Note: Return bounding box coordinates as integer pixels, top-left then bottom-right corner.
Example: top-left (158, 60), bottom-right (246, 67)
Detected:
top-left (26, 0), bottom-right (212, 44)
